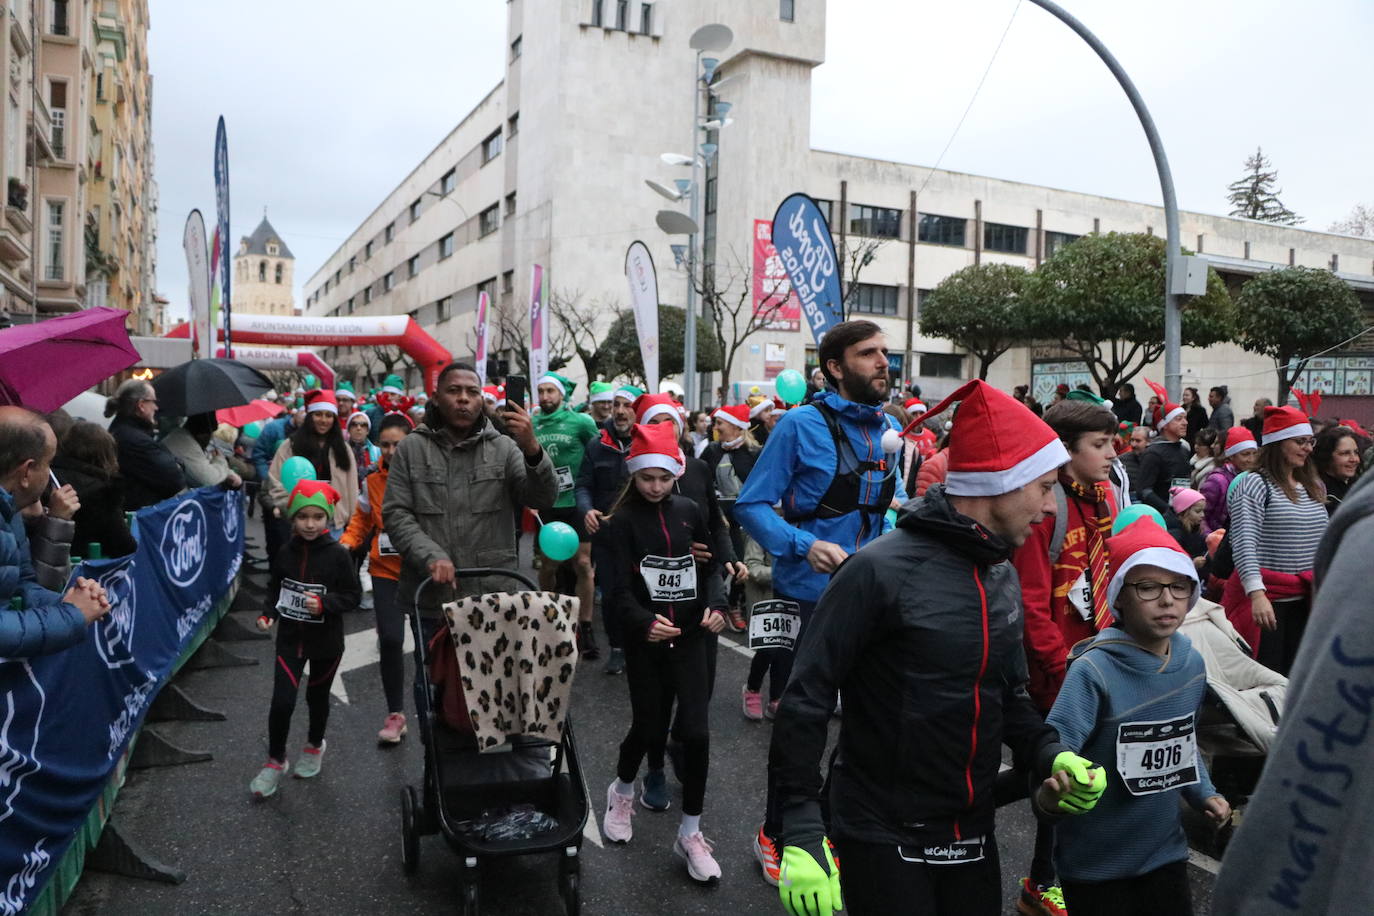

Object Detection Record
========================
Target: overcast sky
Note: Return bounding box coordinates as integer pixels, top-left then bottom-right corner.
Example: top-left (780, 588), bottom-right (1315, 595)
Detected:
top-left (149, 0), bottom-right (1372, 324)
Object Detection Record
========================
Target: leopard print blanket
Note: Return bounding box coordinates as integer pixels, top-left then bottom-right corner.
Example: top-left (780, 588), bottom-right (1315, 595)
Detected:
top-left (441, 590), bottom-right (580, 751)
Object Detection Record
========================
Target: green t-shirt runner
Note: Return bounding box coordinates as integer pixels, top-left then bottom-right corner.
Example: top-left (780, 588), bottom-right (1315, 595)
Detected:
top-left (532, 373), bottom-right (599, 509)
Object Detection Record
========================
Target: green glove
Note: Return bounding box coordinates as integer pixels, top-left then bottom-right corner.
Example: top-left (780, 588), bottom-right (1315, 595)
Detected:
top-left (1053, 751), bottom-right (1107, 814)
top-left (779, 841), bottom-right (843, 916)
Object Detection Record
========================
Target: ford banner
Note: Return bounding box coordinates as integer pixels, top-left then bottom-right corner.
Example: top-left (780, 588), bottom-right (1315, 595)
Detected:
top-left (769, 193), bottom-right (844, 344)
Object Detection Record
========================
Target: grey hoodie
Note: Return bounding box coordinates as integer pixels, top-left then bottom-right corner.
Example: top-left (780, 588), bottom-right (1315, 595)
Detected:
top-left (1212, 470), bottom-right (1374, 915)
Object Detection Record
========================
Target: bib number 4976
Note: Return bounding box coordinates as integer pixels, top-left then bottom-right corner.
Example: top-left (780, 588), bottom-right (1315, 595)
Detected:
top-left (1115, 714), bottom-right (1198, 796)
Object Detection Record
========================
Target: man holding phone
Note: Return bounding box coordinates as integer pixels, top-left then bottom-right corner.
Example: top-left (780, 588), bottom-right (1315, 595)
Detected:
top-left (382, 362), bottom-right (558, 621)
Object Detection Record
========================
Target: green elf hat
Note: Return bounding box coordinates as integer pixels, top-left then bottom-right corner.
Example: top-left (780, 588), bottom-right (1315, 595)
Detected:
top-left (536, 372), bottom-right (576, 401)
top-left (1065, 388), bottom-right (1113, 410)
top-left (334, 380), bottom-right (356, 401)
top-left (380, 374), bottom-right (405, 396)
top-left (614, 384), bottom-right (645, 403)
top-left (286, 479), bottom-right (341, 518)
top-left (589, 381), bottom-right (615, 403)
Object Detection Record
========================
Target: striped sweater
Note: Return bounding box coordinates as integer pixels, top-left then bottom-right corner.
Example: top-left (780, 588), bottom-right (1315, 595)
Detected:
top-left (1229, 472), bottom-right (1328, 594)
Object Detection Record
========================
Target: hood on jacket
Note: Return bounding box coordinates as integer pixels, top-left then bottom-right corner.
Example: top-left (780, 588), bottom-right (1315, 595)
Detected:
top-left (895, 484), bottom-right (1012, 567)
top-left (814, 389), bottom-right (889, 426)
top-left (1067, 626), bottom-right (1195, 674)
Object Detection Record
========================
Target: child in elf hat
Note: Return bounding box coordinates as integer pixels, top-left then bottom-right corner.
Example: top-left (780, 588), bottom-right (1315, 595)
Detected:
top-left (1041, 517), bottom-right (1230, 915)
top-left (250, 479), bottom-right (361, 798)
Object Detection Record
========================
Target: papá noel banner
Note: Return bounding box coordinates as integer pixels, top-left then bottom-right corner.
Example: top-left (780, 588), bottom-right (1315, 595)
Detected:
top-left (769, 193), bottom-right (843, 344)
top-left (0, 487), bottom-right (244, 914)
top-left (751, 219), bottom-right (801, 333)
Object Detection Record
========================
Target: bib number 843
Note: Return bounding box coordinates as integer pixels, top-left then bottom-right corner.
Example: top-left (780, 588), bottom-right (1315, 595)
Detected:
top-left (657, 573), bottom-right (682, 588)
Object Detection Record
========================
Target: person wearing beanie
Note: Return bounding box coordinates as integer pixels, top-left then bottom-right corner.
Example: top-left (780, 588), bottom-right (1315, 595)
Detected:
top-left (576, 384), bottom-right (640, 675)
top-left (266, 390), bottom-right (358, 531)
top-left (1129, 381), bottom-right (1191, 514)
top-left (334, 381), bottom-right (357, 420)
top-left (771, 378), bottom-right (1105, 916)
top-left (588, 381), bottom-right (616, 425)
top-left (1044, 518), bottom-right (1229, 915)
top-left (362, 374), bottom-right (409, 443)
top-left (344, 410), bottom-right (381, 486)
top-left (250, 479), bottom-right (361, 798)
top-left (1199, 427), bottom-right (1258, 532)
top-left (1165, 486), bottom-right (1211, 576)
top-left (532, 371), bottom-right (601, 659)
top-left (1220, 405), bottom-right (1328, 674)
top-left (600, 423), bottom-right (726, 884)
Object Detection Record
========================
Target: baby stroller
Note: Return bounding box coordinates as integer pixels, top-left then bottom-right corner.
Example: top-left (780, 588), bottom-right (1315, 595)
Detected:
top-left (401, 572), bottom-right (589, 916)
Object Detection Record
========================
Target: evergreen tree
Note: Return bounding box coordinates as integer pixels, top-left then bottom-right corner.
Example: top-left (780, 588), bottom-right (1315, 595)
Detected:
top-left (1226, 147), bottom-right (1302, 225)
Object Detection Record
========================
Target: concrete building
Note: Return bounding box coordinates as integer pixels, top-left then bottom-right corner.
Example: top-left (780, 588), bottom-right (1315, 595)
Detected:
top-left (233, 215), bottom-right (295, 316)
top-left (0, 0), bottom-right (159, 332)
top-left (305, 0), bottom-right (1374, 417)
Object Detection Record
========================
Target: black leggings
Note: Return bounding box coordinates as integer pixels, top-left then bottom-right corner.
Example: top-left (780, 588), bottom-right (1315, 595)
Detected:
top-left (592, 538), bottom-right (624, 650)
top-left (831, 835), bottom-right (1002, 916)
top-left (268, 653), bottom-right (341, 761)
top-left (747, 594), bottom-right (814, 696)
top-left (371, 575), bottom-right (406, 714)
top-left (616, 633), bottom-right (711, 815)
top-left (993, 765), bottom-right (1056, 886)
top-left (1258, 596), bottom-right (1310, 676)
top-left (1061, 860), bottom-right (1192, 916)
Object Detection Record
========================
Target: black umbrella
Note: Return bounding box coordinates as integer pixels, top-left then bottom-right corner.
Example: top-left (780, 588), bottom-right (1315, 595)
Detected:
top-left (151, 358), bottom-right (275, 417)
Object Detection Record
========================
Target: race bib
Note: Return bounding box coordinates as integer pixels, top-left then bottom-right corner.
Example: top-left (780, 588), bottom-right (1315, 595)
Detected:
top-left (898, 836), bottom-right (987, 866)
top-left (276, 578), bottom-right (326, 624)
top-left (1171, 476), bottom-right (1191, 490)
top-left (555, 465), bottom-right (575, 493)
top-left (639, 555), bottom-right (696, 602)
top-left (377, 531), bottom-right (398, 557)
top-left (1116, 714), bottom-right (1199, 796)
top-left (1066, 571), bottom-right (1093, 622)
top-left (748, 600), bottom-right (801, 650)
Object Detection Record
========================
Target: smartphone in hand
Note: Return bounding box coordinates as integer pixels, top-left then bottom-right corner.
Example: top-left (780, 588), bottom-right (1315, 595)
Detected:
top-left (503, 375), bottom-right (527, 410)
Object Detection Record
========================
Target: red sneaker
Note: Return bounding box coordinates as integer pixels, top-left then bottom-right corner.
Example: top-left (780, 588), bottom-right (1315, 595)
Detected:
top-left (753, 826), bottom-right (780, 886)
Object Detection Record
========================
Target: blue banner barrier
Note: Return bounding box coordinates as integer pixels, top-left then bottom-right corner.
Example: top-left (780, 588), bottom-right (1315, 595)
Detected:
top-left (0, 486), bottom-right (244, 914)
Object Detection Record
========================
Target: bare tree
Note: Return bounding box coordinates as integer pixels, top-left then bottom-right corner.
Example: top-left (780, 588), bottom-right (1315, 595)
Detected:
top-left (492, 293), bottom-right (574, 376)
top-left (546, 288), bottom-right (610, 381)
top-left (1330, 203), bottom-right (1374, 238)
top-left (694, 247), bottom-right (792, 394)
top-left (838, 237), bottom-right (889, 312)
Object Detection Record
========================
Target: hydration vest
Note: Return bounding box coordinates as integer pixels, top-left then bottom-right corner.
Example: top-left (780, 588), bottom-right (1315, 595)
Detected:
top-left (783, 402), bottom-right (898, 528)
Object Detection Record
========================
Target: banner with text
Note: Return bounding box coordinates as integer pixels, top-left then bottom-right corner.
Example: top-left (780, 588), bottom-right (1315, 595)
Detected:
top-left (183, 210), bottom-right (211, 360)
top-left (0, 487), bottom-right (244, 914)
top-left (752, 220), bottom-right (802, 333)
top-left (474, 290), bottom-right (491, 387)
top-left (213, 117), bottom-right (232, 353)
top-left (769, 194), bottom-right (843, 344)
top-left (624, 241), bottom-right (660, 393)
top-left (528, 264), bottom-right (547, 383)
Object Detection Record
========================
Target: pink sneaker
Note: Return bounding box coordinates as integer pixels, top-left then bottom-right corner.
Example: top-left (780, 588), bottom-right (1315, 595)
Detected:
top-left (603, 781), bottom-right (635, 843)
top-left (674, 831), bottom-right (722, 883)
top-left (378, 712), bottom-right (407, 745)
top-left (742, 685), bottom-right (764, 721)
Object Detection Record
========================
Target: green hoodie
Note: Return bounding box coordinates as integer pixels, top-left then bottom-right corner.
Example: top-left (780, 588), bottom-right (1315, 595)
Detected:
top-left (533, 403), bottom-right (599, 508)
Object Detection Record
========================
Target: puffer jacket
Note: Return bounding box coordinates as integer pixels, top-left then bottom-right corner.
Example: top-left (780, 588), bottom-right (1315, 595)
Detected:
top-left (108, 414), bottom-right (186, 510)
top-left (0, 487), bottom-right (85, 657)
top-left (342, 464), bottom-right (400, 581)
top-left (383, 415), bottom-right (557, 611)
top-left (771, 485), bottom-right (1065, 849)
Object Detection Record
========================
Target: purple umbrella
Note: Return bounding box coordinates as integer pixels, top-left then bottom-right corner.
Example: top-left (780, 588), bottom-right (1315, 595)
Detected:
top-left (0, 307), bottom-right (140, 411)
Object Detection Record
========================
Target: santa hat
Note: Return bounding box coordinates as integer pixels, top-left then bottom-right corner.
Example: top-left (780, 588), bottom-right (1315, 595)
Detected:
top-left (1222, 426), bottom-right (1258, 457)
top-left (903, 397), bottom-right (927, 413)
top-left (334, 381), bottom-right (356, 401)
top-left (1339, 419), bottom-right (1369, 437)
top-left (589, 382), bottom-right (615, 404)
top-left (304, 389), bottom-right (339, 415)
top-left (634, 393), bottom-right (684, 433)
top-left (286, 479), bottom-right (341, 518)
top-left (1143, 379), bottom-right (1184, 430)
top-left (900, 379), bottom-right (1068, 497)
top-left (749, 399), bottom-right (775, 420)
top-left (625, 422), bottom-right (685, 478)
top-left (713, 404), bottom-right (751, 430)
top-left (481, 385), bottom-right (503, 405)
top-left (1169, 486), bottom-right (1205, 516)
top-left (1261, 405), bottom-right (1312, 446)
top-left (346, 410), bottom-right (370, 429)
top-left (537, 372), bottom-right (576, 401)
top-left (1105, 517), bottom-right (1200, 614)
top-left (380, 374), bottom-right (405, 396)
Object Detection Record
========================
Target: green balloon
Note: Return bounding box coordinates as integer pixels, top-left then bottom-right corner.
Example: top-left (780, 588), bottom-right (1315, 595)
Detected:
top-left (1111, 504), bottom-right (1166, 536)
top-left (776, 369), bottom-right (807, 405)
top-left (281, 456), bottom-right (317, 494)
top-left (538, 521), bottom-right (579, 563)
top-left (243, 421), bottom-right (264, 439)
top-left (303, 374), bottom-right (318, 389)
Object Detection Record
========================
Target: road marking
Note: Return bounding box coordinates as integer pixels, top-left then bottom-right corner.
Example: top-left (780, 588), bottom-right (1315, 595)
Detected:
top-left (1188, 848), bottom-right (1221, 875)
top-left (717, 633), bottom-right (755, 658)
top-left (331, 620), bottom-right (414, 704)
top-left (583, 807), bottom-right (603, 848)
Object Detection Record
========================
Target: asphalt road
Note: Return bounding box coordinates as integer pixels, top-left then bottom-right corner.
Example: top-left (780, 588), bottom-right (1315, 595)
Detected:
top-left (65, 517), bottom-right (1220, 915)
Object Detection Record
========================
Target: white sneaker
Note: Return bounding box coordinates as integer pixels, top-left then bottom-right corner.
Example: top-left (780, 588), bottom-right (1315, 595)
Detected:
top-left (603, 781), bottom-right (635, 843)
top-left (675, 831), bottom-right (722, 883)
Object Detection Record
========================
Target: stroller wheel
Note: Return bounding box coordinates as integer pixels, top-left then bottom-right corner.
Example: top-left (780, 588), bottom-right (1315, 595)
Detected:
top-left (462, 881), bottom-right (480, 916)
top-left (400, 786), bottom-right (420, 874)
top-left (560, 871), bottom-right (580, 915)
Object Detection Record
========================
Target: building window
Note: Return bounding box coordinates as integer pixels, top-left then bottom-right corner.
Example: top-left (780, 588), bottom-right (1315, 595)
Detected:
top-left (409, 198), bottom-right (422, 222)
top-left (333, 269), bottom-right (341, 285)
top-left (383, 272), bottom-right (394, 292)
top-left (365, 240), bottom-right (373, 260)
top-left (591, 0), bottom-right (603, 26)
top-left (44, 200), bottom-right (64, 281)
top-left (502, 270), bottom-right (514, 294)
top-left (348, 256), bottom-right (356, 273)
top-left (408, 255), bottom-right (419, 279)
top-left (812, 198), bottom-right (833, 226)
top-left (478, 277), bottom-right (497, 303)
top-left (49, 0), bottom-right (70, 35)
top-left (984, 222), bottom-right (1028, 254)
top-left (780, 0), bottom-right (795, 21)
top-left (436, 296), bottom-right (452, 322)
top-left (505, 192), bottom-right (517, 218)
top-left (48, 81), bottom-right (66, 159)
top-left (920, 352), bottom-right (964, 379)
top-left (384, 222), bottom-right (395, 244)
top-left (363, 287), bottom-right (373, 305)
top-left (258, 260), bottom-right (266, 282)
top-left (345, 296), bottom-right (353, 314)
top-left (438, 233), bottom-right (455, 259)
top-left (441, 169), bottom-right (456, 195)
top-left (640, 3), bottom-right (653, 33)
top-left (507, 112), bottom-right (519, 137)
top-left (275, 263), bottom-right (283, 284)
top-left (850, 204), bottom-right (901, 239)
top-left (482, 130), bottom-right (503, 164)
top-left (918, 213), bottom-right (966, 247)
top-left (1043, 230), bottom-right (1080, 259)
top-left (510, 35), bottom-right (522, 60)
top-left (479, 203), bottom-right (500, 237)
top-left (850, 282), bottom-right (899, 316)
top-left (915, 288), bottom-right (931, 316)
top-left (616, 0), bottom-right (629, 29)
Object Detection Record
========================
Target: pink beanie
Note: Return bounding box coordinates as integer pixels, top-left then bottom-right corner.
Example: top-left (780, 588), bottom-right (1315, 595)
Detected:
top-left (1169, 486), bottom-right (1205, 515)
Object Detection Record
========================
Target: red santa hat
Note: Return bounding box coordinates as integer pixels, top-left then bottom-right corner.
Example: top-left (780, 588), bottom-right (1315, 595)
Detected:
top-left (900, 379), bottom-right (1068, 496)
top-left (903, 397), bottom-right (927, 413)
top-left (1222, 426), bottom-right (1258, 458)
top-left (481, 385), bottom-right (503, 405)
top-left (1143, 378), bottom-right (1183, 430)
top-left (625, 422), bottom-right (685, 478)
top-left (304, 389), bottom-right (339, 415)
top-left (1105, 517), bottom-right (1200, 614)
top-left (1261, 405), bottom-right (1313, 446)
top-left (634, 392), bottom-right (684, 434)
top-left (712, 404), bottom-right (751, 430)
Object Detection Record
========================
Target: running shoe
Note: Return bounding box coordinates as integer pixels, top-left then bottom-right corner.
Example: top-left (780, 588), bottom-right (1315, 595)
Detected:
top-left (578, 624), bottom-right (601, 662)
top-left (641, 767), bottom-right (671, 812)
top-left (674, 832), bottom-right (722, 884)
top-left (294, 741), bottom-right (326, 779)
top-left (1018, 878), bottom-right (1067, 916)
top-left (765, 699), bottom-right (780, 720)
top-left (742, 685), bottom-right (764, 721)
top-left (250, 759), bottom-right (288, 798)
top-left (754, 826), bottom-right (781, 886)
top-left (603, 647), bottom-right (625, 675)
top-left (378, 712), bottom-right (407, 745)
top-left (726, 606), bottom-right (747, 633)
top-left (603, 781), bottom-right (635, 843)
